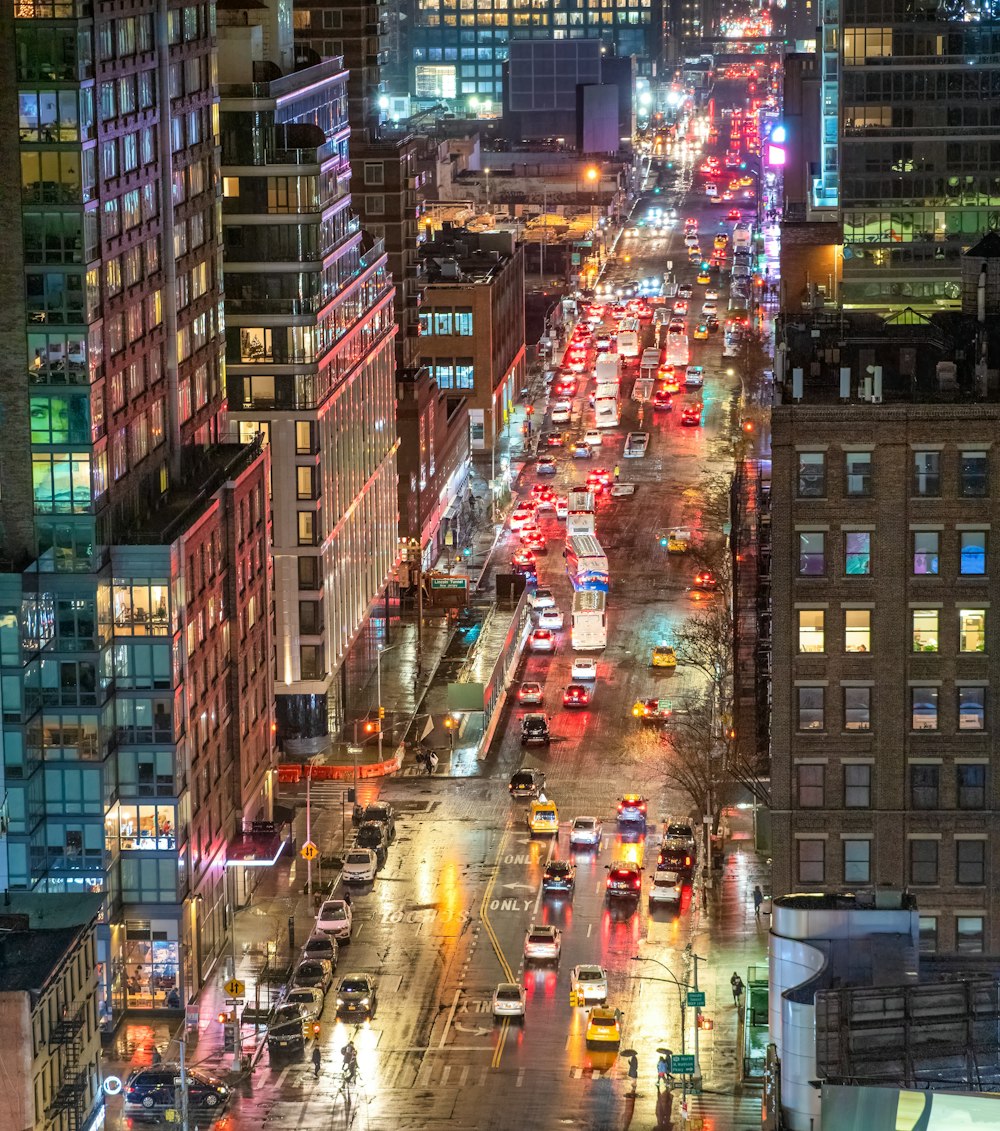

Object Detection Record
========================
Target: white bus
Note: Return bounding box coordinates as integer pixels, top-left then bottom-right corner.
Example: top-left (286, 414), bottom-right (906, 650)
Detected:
top-left (594, 382), bottom-right (621, 428)
top-left (617, 318), bottom-right (641, 359)
top-left (665, 333), bottom-right (689, 367)
top-left (566, 534), bottom-right (609, 592)
top-left (595, 355), bottom-right (621, 386)
top-left (572, 589), bottom-right (607, 651)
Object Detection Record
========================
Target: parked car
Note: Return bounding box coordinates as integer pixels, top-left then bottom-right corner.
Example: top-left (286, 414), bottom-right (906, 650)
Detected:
top-left (316, 899), bottom-right (352, 941)
top-left (284, 985), bottom-right (324, 1023)
top-left (342, 847), bottom-right (378, 883)
top-left (358, 801), bottom-right (396, 842)
top-left (265, 1003), bottom-right (308, 1054)
top-left (302, 932), bottom-right (338, 964)
top-left (355, 822), bottom-right (388, 868)
top-left (292, 958), bottom-right (334, 994)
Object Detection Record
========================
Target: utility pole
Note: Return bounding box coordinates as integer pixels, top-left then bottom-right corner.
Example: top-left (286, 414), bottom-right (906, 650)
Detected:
top-left (305, 763), bottom-right (312, 896)
top-left (175, 1036), bottom-right (190, 1131)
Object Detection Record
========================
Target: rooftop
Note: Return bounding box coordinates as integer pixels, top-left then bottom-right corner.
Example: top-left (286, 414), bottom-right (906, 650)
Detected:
top-left (0, 894), bottom-right (103, 998)
top-left (419, 225), bottom-right (516, 285)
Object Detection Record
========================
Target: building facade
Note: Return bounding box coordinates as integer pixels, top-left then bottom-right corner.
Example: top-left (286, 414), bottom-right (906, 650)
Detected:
top-left (218, 16), bottom-right (400, 755)
top-left (771, 373), bottom-right (1000, 955)
top-left (0, 896), bottom-right (104, 1131)
top-left (833, 0), bottom-right (1000, 309)
top-left (418, 228), bottom-right (525, 461)
top-left (4, 0), bottom-right (275, 1027)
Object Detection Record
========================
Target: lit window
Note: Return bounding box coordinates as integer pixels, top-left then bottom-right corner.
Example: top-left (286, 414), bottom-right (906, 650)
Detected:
top-left (844, 609), bottom-right (870, 652)
top-left (797, 609), bottom-right (825, 652)
top-left (957, 686), bottom-right (985, 730)
top-left (911, 609), bottom-right (939, 652)
top-left (845, 531), bottom-right (871, 575)
top-left (913, 531), bottom-right (939, 575)
top-left (960, 531), bottom-right (987, 575)
top-left (959, 608), bottom-right (986, 653)
top-left (845, 450), bottom-right (871, 496)
top-left (956, 916), bottom-right (984, 954)
top-left (913, 451), bottom-right (940, 496)
top-left (911, 686), bottom-right (938, 730)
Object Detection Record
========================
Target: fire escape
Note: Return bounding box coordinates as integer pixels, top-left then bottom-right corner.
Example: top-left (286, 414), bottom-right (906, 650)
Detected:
top-left (45, 1002), bottom-right (91, 1131)
top-left (731, 457), bottom-right (771, 792)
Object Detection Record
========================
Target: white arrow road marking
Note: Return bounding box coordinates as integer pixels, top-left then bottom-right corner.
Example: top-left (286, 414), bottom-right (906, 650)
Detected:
top-left (454, 1022), bottom-right (493, 1037)
top-left (502, 882), bottom-right (535, 891)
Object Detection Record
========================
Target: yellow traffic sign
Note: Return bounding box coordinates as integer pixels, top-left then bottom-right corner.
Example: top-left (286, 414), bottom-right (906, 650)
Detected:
top-left (224, 978), bottom-right (245, 998)
top-left (300, 841), bottom-right (319, 861)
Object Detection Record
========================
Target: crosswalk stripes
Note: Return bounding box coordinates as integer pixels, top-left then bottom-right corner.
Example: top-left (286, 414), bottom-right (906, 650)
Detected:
top-left (668, 1089), bottom-right (763, 1130)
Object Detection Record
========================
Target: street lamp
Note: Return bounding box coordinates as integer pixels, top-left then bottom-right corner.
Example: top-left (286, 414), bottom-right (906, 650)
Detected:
top-left (484, 167), bottom-right (491, 210)
top-left (376, 642), bottom-right (402, 763)
top-left (632, 952), bottom-right (703, 1094)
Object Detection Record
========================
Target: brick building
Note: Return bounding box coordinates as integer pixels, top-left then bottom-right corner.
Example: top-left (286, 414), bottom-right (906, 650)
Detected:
top-left (770, 316), bottom-right (1000, 956)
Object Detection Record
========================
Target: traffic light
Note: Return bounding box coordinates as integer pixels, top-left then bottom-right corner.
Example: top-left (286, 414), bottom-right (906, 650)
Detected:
top-left (743, 420), bottom-right (754, 434)
top-left (659, 534), bottom-right (669, 547)
top-left (632, 701), bottom-right (644, 718)
top-left (462, 546), bottom-right (472, 558)
top-left (378, 706), bottom-right (385, 719)
top-left (364, 720), bottom-right (380, 734)
top-left (443, 717), bottom-right (454, 729)
top-left (310, 1021), bottom-right (321, 1039)
top-left (217, 1010), bottom-right (234, 1024)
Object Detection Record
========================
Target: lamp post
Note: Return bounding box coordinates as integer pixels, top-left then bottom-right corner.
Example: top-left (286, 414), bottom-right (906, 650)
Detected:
top-left (484, 166), bottom-right (491, 210)
top-left (630, 955), bottom-right (692, 1103)
top-left (376, 642), bottom-right (402, 763)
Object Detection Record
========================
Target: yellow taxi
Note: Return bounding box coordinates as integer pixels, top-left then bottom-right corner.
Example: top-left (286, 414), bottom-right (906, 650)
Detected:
top-left (693, 323), bottom-right (709, 341)
top-left (527, 799), bottom-right (559, 835)
top-left (696, 269), bottom-right (711, 285)
top-left (739, 175), bottom-right (754, 187)
top-left (714, 233), bottom-right (729, 249)
top-left (585, 1007), bottom-right (624, 1048)
top-left (687, 246), bottom-right (701, 262)
top-left (651, 645), bottom-right (677, 669)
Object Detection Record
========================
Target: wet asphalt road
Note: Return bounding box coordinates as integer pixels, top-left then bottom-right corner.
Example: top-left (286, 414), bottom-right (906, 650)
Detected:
top-left (127, 137), bottom-right (754, 1131)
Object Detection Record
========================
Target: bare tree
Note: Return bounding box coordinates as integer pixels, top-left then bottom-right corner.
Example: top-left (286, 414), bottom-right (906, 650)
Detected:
top-left (658, 695), bottom-right (724, 821)
top-left (673, 599), bottom-right (733, 696)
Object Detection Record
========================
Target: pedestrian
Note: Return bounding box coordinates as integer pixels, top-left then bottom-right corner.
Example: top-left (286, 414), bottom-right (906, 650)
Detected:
top-left (626, 1052), bottom-right (638, 1095)
top-left (657, 1053), bottom-right (670, 1086)
top-left (731, 971), bottom-right (744, 1006)
top-left (428, 750), bottom-right (439, 774)
top-left (343, 888), bottom-right (352, 907)
top-left (151, 1046), bottom-right (162, 1065)
top-left (416, 749), bottom-right (427, 773)
top-left (753, 884), bottom-right (764, 919)
top-left (312, 1045), bottom-right (321, 1078)
top-left (613, 464), bottom-right (621, 481)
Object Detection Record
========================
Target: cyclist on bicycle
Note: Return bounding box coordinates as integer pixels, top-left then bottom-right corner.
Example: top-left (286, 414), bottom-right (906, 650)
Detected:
top-left (341, 1041), bottom-right (358, 1081)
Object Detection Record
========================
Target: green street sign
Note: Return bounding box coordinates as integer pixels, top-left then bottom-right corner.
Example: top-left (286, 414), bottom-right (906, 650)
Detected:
top-left (671, 1054), bottom-right (695, 1074)
top-left (687, 991), bottom-right (706, 1007)
top-left (430, 576), bottom-right (468, 589)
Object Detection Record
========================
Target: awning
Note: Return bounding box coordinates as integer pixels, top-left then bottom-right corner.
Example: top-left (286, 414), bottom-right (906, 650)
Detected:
top-left (226, 823), bottom-right (290, 868)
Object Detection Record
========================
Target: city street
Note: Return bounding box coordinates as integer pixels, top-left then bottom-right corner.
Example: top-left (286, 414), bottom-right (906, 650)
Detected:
top-left (112, 117), bottom-right (769, 1131)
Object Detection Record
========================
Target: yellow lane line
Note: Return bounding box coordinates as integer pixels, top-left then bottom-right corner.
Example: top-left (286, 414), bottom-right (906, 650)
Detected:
top-left (480, 817), bottom-right (516, 1068)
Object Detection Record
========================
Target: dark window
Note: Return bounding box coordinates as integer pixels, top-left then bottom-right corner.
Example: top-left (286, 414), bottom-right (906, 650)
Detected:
top-left (911, 687), bottom-right (939, 730)
top-left (797, 452), bottom-right (826, 497)
top-left (918, 915), bottom-right (937, 954)
top-left (843, 838), bottom-right (870, 884)
top-left (956, 839), bottom-right (985, 885)
top-left (844, 687), bottom-right (871, 731)
top-left (845, 450), bottom-right (871, 496)
top-left (913, 451), bottom-right (940, 496)
top-left (909, 839), bottom-right (938, 885)
top-left (909, 764), bottom-right (939, 809)
top-left (957, 764), bottom-right (986, 809)
top-left (844, 763), bottom-right (871, 808)
top-left (960, 450), bottom-right (988, 497)
top-left (797, 764), bottom-right (824, 807)
top-left (799, 532), bottom-right (825, 575)
top-left (797, 687), bottom-right (824, 731)
top-left (797, 839), bottom-right (825, 883)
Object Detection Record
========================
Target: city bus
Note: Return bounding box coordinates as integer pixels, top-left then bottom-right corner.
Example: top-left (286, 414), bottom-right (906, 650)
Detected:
top-left (617, 318), bottom-right (641, 359)
top-left (594, 382), bottom-right (622, 428)
top-left (571, 590), bottom-right (608, 650)
top-left (566, 534), bottom-right (609, 592)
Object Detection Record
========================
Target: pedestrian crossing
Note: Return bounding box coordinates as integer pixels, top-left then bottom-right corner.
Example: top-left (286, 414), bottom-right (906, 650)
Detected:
top-left (663, 1087), bottom-right (763, 1130)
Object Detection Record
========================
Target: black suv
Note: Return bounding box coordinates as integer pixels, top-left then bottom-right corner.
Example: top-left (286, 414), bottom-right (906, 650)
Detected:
top-left (125, 1067), bottom-right (230, 1110)
top-left (360, 801), bottom-right (396, 842)
top-left (509, 767), bottom-right (546, 797)
top-left (266, 1003), bottom-right (308, 1054)
top-left (355, 821), bottom-right (388, 868)
top-left (520, 713), bottom-right (551, 746)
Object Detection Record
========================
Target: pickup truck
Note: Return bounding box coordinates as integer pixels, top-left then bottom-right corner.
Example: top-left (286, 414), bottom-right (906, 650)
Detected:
top-left (623, 432), bottom-right (649, 459)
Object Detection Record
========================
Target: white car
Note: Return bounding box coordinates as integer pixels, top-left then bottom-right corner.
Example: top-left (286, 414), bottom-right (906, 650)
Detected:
top-left (571, 657), bottom-right (598, 680)
top-left (510, 507), bottom-right (536, 531)
top-left (556, 497), bottom-right (568, 520)
top-left (551, 400), bottom-right (572, 424)
top-left (677, 284), bottom-right (694, 299)
top-left (571, 964), bottom-right (609, 1003)
top-left (492, 982), bottom-right (527, 1018)
top-left (284, 985), bottom-right (325, 1022)
top-left (529, 588), bottom-right (555, 610)
top-left (595, 335), bottom-right (611, 351)
top-left (705, 288), bottom-right (719, 300)
top-left (649, 870), bottom-right (683, 905)
top-left (534, 494), bottom-right (556, 512)
top-left (583, 429), bottom-right (603, 447)
top-left (538, 607), bottom-right (565, 630)
top-left (701, 301), bottom-right (718, 316)
top-left (570, 815), bottom-right (603, 847)
top-left (316, 899), bottom-right (353, 940)
top-left (683, 234), bottom-right (699, 248)
top-left (524, 924), bottom-right (562, 963)
top-left (342, 847), bottom-right (377, 883)
top-left (684, 365), bottom-right (704, 388)
top-left (529, 628), bottom-right (557, 653)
